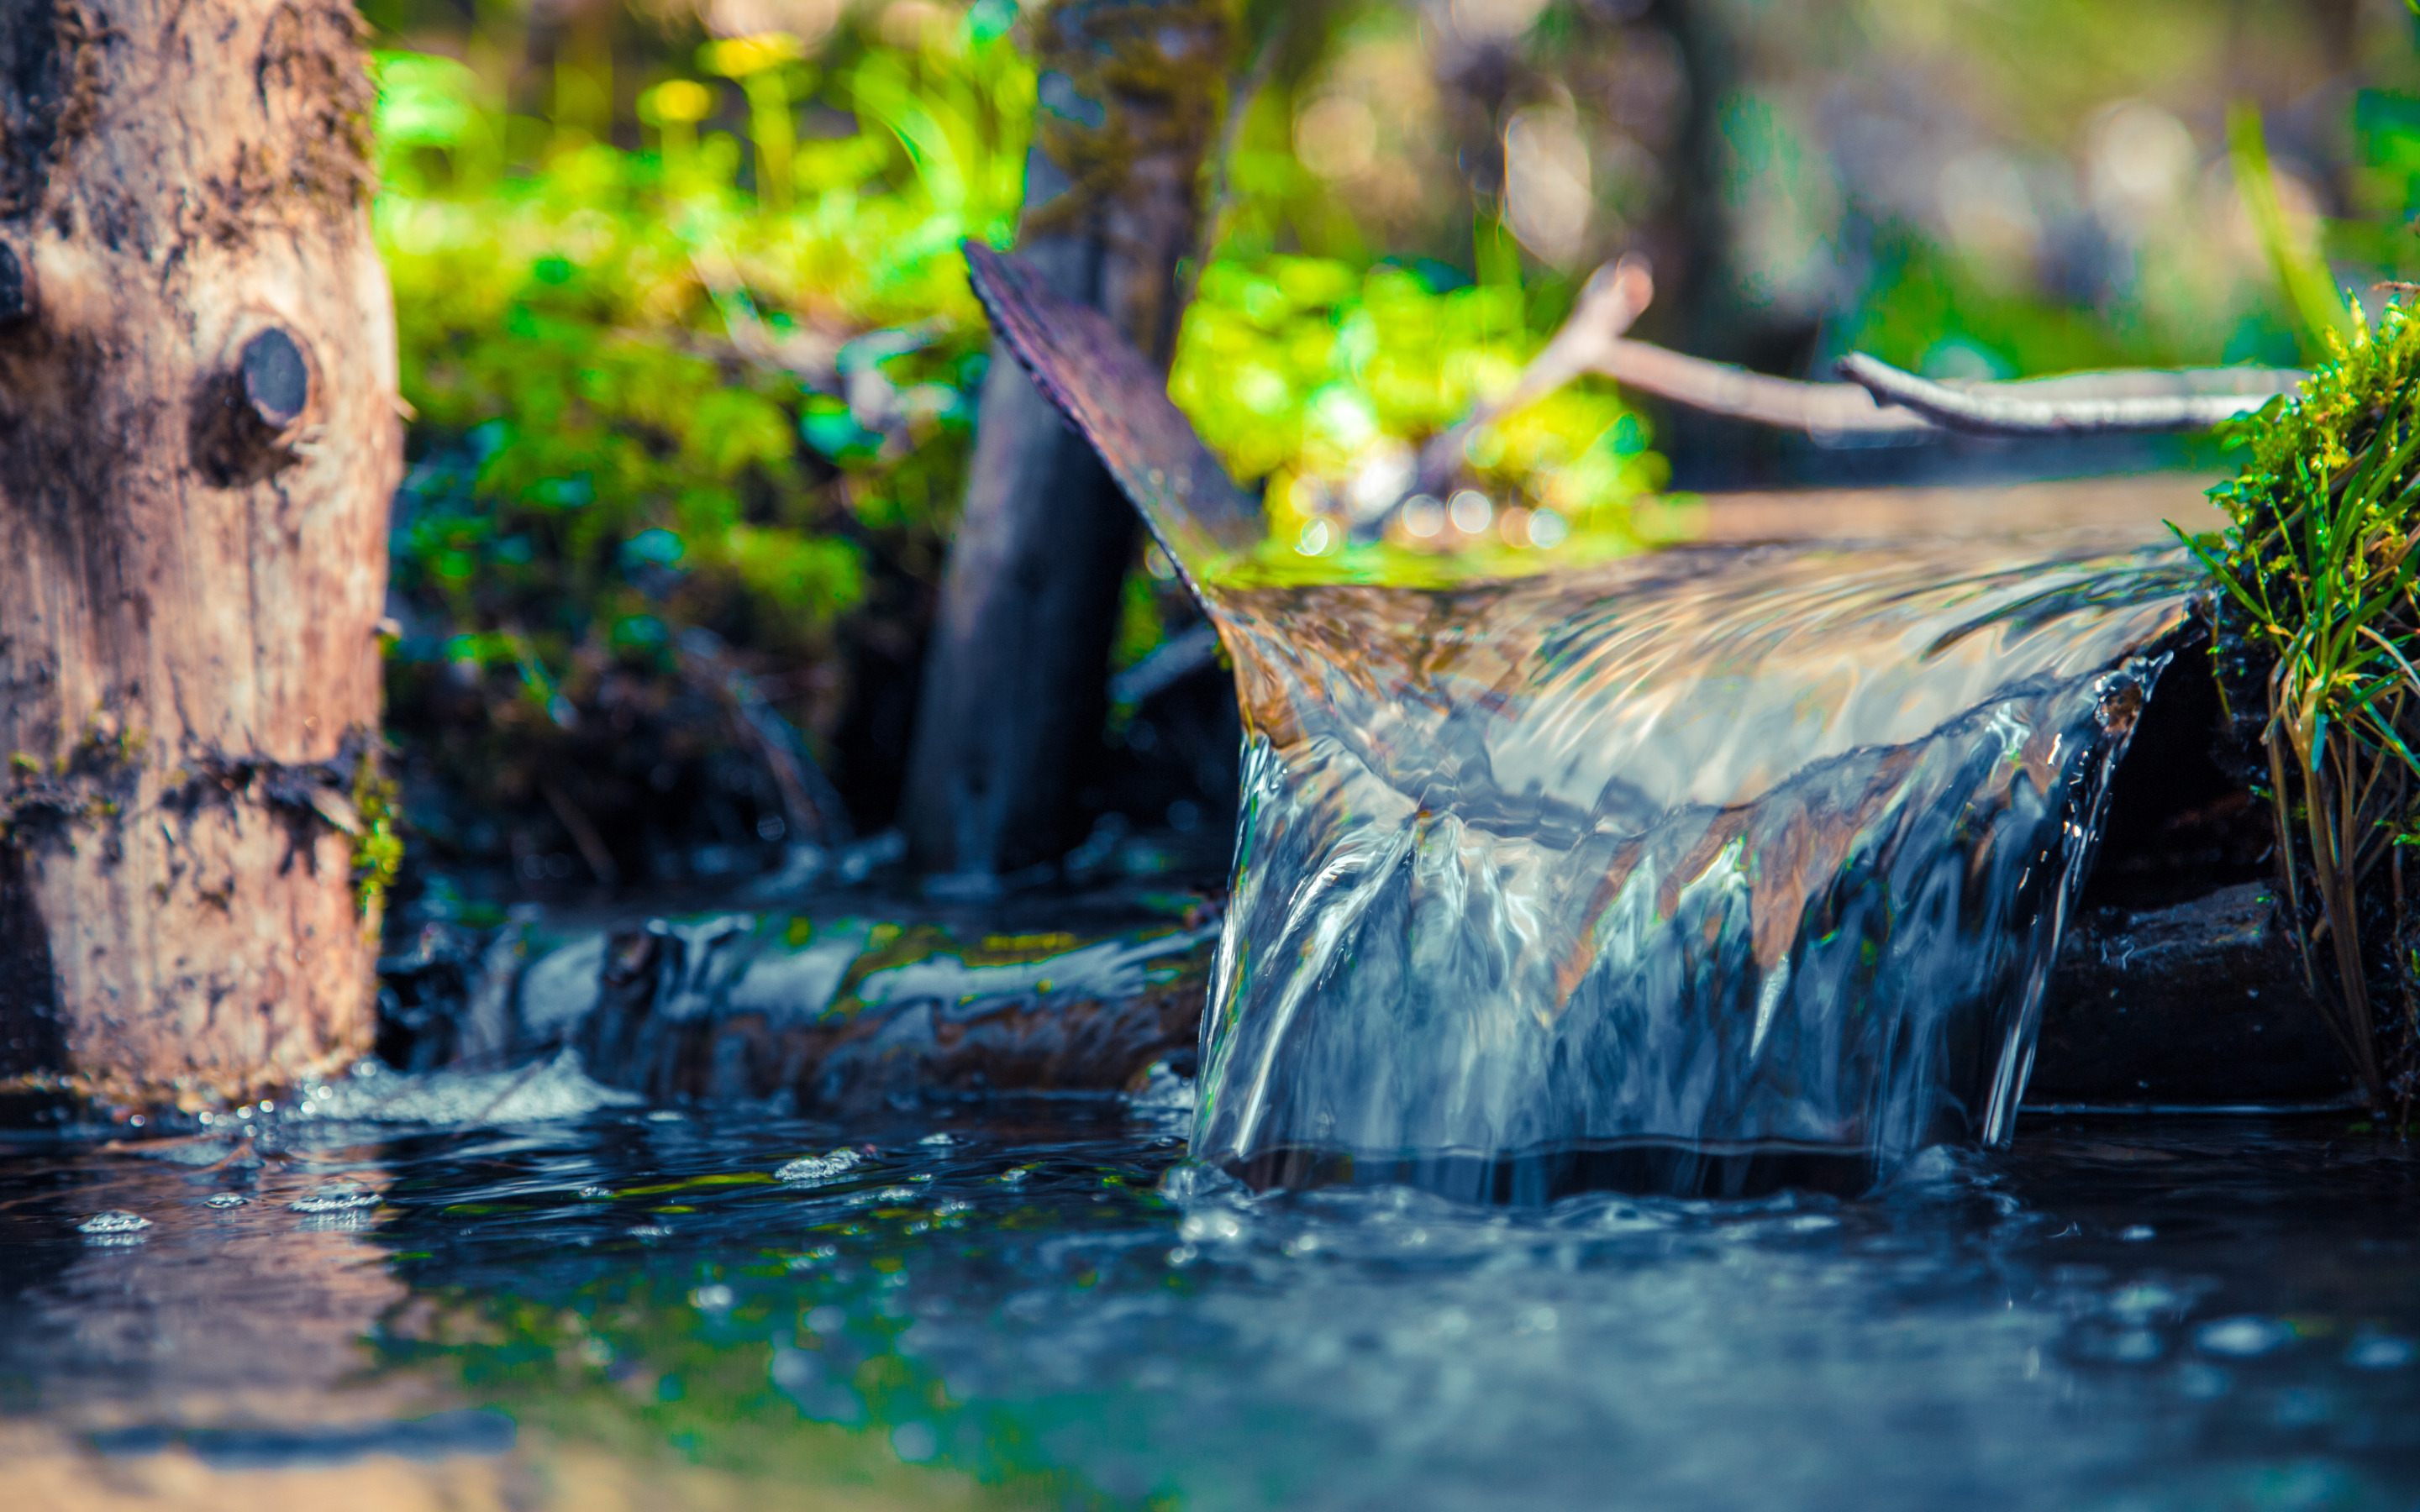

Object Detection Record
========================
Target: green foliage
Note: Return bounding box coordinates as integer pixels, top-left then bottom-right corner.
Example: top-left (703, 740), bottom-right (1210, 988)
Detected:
top-left (373, 19), bottom-right (1030, 806)
top-left (351, 744), bottom-right (406, 927)
top-left (1171, 255), bottom-right (1666, 586)
top-left (2186, 300), bottom-right (2420, 1112)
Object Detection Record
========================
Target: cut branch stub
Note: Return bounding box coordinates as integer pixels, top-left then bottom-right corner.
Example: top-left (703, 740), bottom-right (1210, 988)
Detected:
top-left (242, 326), bottom-right (308, 428)
top-left (192, 323), bottom-right (318, 486)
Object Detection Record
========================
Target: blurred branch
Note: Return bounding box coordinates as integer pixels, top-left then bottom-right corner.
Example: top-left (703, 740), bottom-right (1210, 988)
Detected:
top-left (1413, 256), bottom-right (1662, 496)
top-left (1407, 256), bottom-right (2305, 512)
top-left (1833, 354), bottom-right (2302, 436)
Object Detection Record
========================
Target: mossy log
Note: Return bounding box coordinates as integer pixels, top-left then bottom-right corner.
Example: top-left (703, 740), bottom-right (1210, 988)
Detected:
top-left (0, 0), bottom-right (399, 1105)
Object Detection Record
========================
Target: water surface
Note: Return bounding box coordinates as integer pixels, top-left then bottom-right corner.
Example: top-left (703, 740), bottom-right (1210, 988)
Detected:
top-left (5, 1099), bottom-right (2415, 1509)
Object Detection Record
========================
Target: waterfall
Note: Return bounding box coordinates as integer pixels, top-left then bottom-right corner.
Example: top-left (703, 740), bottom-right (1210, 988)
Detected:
top-left (965, 245), bottom-right (2199, 1197)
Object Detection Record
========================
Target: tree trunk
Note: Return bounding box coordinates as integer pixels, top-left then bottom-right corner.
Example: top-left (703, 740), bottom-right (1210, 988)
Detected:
top-left (0, 0), bottom-right (398, 1106)
top-left (902, 0), bottom-right (1229, 881)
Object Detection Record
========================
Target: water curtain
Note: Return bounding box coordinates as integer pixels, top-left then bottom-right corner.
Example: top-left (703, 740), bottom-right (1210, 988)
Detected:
top-left (965, 245), bottom-right (2201, 1197)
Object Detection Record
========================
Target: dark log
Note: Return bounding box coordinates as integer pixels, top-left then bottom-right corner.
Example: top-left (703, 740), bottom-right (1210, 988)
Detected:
top-left (901, 1), bottom-right (1230, 882)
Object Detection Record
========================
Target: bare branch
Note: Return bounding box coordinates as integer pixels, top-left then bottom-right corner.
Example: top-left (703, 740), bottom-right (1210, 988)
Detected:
top-left (1834, 352), bottom-right (2302, 436)
top-left (1590, 340), bottom-right (1933, 436)
top-left (1415, 252), bottom-right (2304, 450)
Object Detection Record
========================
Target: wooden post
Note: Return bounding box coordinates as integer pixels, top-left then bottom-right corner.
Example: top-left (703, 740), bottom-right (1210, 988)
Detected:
top-left (902, 0), bottom-right (1229, 881)
top-left (0, 0), bottom-right (399, 1106)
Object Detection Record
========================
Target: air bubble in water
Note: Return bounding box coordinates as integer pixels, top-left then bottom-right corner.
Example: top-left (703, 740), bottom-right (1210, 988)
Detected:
top-left (2347, 1336), bottom-right (2416, 1370)
top-left (2196, 1316), bottom-right (2293, 1357)
top-left (777, 1149), bottom-right (865, 1184)
top-left (204, 1193), bottom-right (248, 1210)
top-left (1177, 1210), bottom-right (1244, 1244)
top-left (77, 1210), bottom-right (150, 1235)
top-left (917, 1131), bottom-right (956, 1147)
top-left (577, 1185), bottom-right (613, 1200)
top-left (691, 1284), bottom-right (734, 1310)
top-left (2119, 1225), bottom-right (2156, 1242)
top-left (289, 1182), bottom-right (379, 1214)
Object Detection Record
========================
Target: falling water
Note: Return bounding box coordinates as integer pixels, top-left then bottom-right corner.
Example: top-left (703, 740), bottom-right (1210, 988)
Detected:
top-left (965, 246), bottom-right (2202, 1196)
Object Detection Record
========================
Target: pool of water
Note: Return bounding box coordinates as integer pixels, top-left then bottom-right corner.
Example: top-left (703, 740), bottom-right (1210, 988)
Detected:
top-left (3, 1095), bottom-right (2415, 1510)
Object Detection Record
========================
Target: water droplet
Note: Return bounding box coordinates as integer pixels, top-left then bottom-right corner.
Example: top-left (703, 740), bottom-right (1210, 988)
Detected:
top-left (204, 1193), bottom-right (248, 1210)
top-left (77, 1210), bottom-right (150, 1235)
top-left (891, 1421), bottom-right (939, 1462)
top-left (2196, 1315), bottom-right (2293, 1358)
top-left (645, 1109), bottom-right (686, 1123)
top-left (627, 1223), bottom-right (670, 1238)
top-left (2347, 1336), bottom-right (2416, 1370)
top-left (1177, 1210), bottom-right (1244, 1244)
top-left (2119, 1224), bottom-right (2156, 1242)
top-left (934, 1199), bottom-right (974, 1217)
top-left (289, 1182), bottom-right (380, 1214)
top-left (998, 1165), bottom-right (1035, 1186)
top-left (2109, 1283), bottom-right (2181, 1318)
top-left (776, 1150), bottom-right (865, 1184)
top-left (2110, 1329), bottom-right (2163, 1362)
top-left (578, 1185), bottom-right (613, 1200)
top-left (691, 1284), bottom-right (734, 1310)
top-left (917, 1131), bottom-right (956, 1147)
top-left (873, 1186), bottom-right (918, 1202)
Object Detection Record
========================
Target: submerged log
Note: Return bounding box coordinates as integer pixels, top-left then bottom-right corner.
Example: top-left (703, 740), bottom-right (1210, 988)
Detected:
top-left (433, 882), bottom-right (2338, 1117)
top-left (0, 0), bottom-right (398, 1105)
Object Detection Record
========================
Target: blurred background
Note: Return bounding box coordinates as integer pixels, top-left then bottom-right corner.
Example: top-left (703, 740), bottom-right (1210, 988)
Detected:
top-left (360, 0), bottom-right (2420, 926)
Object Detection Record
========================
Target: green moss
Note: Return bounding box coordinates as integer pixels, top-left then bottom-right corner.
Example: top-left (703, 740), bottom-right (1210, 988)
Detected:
top-left (1022, 0), bottom-right (1236, 239)
top-left (2186, 297), bottom-right (2420, 1114)
top-left (350, 746), bottom-right (406, 927)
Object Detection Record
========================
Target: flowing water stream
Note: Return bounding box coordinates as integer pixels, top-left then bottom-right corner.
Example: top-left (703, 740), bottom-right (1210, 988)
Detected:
top-left (4, 1102), bottom-right (2417, 1509)
top-left (7, 258), bottom-right (2410, 1507)
top-left (1202, 543), bottom-right (2193, 1196)
top-left (963, 245), bottom-right (2207, 1194)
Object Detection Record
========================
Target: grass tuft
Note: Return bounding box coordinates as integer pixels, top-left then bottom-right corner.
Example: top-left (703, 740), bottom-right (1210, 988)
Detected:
top-left (2184, 297), bottom-right (2420, 1117)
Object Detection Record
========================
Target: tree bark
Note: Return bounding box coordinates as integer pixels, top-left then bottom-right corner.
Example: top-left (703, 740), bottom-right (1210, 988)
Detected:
top-left (902, 0), bottom-right (1228, 880)
top-left (0, 0), bottom-right (398, 1106)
